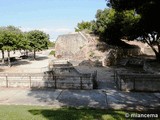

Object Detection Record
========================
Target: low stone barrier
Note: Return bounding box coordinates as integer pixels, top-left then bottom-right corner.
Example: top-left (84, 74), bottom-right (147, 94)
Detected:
top-left (0, 71), bottom-right (97, 89)
top-left (114, 70), bottom-right (160, 92)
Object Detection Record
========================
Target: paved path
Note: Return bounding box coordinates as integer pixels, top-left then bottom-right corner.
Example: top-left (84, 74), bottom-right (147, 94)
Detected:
top-left (0, 88), bottom-right (159, 110)
top-left (0, 88), bottom-right (107, 108)
top-left (0, 66), bottom-right (160, 110)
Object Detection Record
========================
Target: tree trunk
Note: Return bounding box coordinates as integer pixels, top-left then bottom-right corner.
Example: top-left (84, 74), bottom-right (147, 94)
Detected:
top-left (26, 50), bottom-right (28, 57)
top-left (155, 44), bottom-right (160, 62)
top-left (33, 49), bottom-right (36, 60)
top-left (1, 50), bottom-right (5, 64)
top-left (147, 43), bottom-right (160, 62)
top-left (155, 52), bottom-right (160, 62)
top-left (7, 51), bottom-right (11, 67)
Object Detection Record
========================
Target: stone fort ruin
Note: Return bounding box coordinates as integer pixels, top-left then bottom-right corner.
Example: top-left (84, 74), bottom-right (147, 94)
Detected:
top-left (55, 32), bottom-right (89, 59)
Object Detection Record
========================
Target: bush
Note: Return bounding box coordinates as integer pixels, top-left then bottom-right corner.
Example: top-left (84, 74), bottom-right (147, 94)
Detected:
top-left (49, 50), bottom-right (55, 56)
top-left (48, 41), bottom-right (55, 48)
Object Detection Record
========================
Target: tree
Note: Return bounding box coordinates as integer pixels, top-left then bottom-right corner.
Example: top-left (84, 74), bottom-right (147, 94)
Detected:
top-left (48, 41), bottom-right (55, 48)
top-left (92, 9), bottom-right (112, 35)
top-left (75, 21), bottom-right (93, 32)
top-left (107, 0), bottom-right (160, 61)
top-left (0, 28), bottom-right (5, 63)
top-left (1, 26), bottom-right (24, 66)
top-left (92, 8), bottom-right (140, 46)
top-left (16, 32), bottom-right (31, 57)
top-left (27, 30), bottom-right (49, 60)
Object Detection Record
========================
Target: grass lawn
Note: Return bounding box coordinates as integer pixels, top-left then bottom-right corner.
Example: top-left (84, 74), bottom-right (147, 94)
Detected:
top-left (0, 105), bottom-right (128, 120)
top-left (0, 105), bottom-right (159, 120)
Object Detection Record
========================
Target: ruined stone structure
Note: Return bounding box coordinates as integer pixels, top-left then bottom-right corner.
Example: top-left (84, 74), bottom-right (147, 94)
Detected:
top-left (55, 32), bottom-right (89, 59)
top-left (55, 32), bottom-right (142, 66)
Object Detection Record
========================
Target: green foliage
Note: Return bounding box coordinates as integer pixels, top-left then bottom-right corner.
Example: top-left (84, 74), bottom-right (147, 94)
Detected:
top-left (49, 50), bottom-right (55, 56)
top-left (93, 9), bottom-right (114, 35)
top-left (16, 32), bottom-right (31, 51)
top-left (107, 0), bottom-right (160, 36)
top-left (108, 0), bottom-right (160, 27)
top-left (92, 8), bottom-right (140, 45)
top-left (0, 25), bottom-right (50, 64)
top-left (0, 26), bottom-right (22, 51)
top-left (107, 0), bottom-right (160, 60)
top-left (75, 8), bottom-right (140, 46)
top-left (48, 41), bottom-right (55, 48)
top-left (75, 21), bottom-right (93, 32)
top-left (27, 30), bottom-right (49, 51)
top-left (26, 30), bottom-right (49, 59)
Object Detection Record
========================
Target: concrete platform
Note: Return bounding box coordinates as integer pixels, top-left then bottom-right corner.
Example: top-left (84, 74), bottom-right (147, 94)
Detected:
top-left (0, 88), bottom-right (159, 110)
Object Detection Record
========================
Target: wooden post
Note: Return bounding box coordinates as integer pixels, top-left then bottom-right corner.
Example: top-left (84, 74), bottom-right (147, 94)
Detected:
top-left (6, 75), bottom-right (8, 88)
top-left (55, 76), bottom-right (57, 89)
top-left (80, 76), bottom-right (82, 90)
top-left (120, 79), bottom-right (122, 91)
top-left (133, 79), bottom-right (136, 91)
top-left (114, 70), bottom-right (116, 82)
top-left (95, 70), bottom-right (97, 82)
top-left (29, 76), bottom-right (31, 88)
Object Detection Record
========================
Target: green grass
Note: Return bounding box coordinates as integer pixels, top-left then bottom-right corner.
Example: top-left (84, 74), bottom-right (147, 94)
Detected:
top-left (0, 105), bottom-right (129, 120)
top-left (0, 105), bottom-right (159, 120)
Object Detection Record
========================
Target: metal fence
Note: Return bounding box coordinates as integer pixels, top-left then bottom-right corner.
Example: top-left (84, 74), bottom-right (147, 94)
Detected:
top-left (114, 70), bottom-right (160, 92)
top-left (0, 71), bottom-right (97, 89)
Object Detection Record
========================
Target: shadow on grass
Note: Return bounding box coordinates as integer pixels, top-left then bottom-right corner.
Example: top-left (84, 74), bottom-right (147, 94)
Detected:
top-left (28, 107), bottom-right (126, 120)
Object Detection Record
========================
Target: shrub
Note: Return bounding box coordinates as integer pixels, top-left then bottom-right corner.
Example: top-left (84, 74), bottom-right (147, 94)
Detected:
top-left (49, 50), bottom-right (55, 56)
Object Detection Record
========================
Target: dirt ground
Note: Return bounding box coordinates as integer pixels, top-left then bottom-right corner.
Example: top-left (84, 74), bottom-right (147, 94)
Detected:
top-left (0, 49), bottom-right (53, 73)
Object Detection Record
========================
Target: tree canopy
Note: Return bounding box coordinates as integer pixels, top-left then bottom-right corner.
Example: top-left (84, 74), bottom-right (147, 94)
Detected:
top-left (75, 21), bottom-right (93, 32)
top-left (0, 26), bottom-right (50, 66)
top-left (107, 0), bottom-right (160, 60)
top-left (76, 0), bottom-right (160, 60)
top-left (107, 0), bottom-right (160, 34)
top-left (27, 30), bottom-right (49, 59)
top-left (76, 8), bottom-right (140, 45)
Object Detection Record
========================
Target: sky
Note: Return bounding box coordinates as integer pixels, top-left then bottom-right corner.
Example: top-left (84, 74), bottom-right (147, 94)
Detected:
top-left (0, 0), bottom-right (107, 41)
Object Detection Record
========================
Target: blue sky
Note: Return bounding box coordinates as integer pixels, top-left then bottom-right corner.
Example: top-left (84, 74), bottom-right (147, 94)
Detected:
top-left (0, 0), bottom-right (107, 41)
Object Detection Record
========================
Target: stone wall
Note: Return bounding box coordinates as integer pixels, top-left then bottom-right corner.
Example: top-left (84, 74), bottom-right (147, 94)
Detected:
top-left (0, 71), bottom-right (95, 89)
top-left (115, 71), bottom-right (160, 92)
top-left (102, 47), bottom-right (142, 66)
top-left (55, 32), bottom-right (88, 59)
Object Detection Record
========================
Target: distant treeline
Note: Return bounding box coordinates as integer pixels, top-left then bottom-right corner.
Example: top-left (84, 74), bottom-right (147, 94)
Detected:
top-left (0, 25), bottom-right (52, 66)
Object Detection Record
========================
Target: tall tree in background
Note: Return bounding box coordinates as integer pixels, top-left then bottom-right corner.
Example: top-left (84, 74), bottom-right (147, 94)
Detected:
top-left (107, 0), bottom-right (160, 61)
top-left (1, 26), bottom-right (22, 66)
top-left (17, 32), bottom-right (31, 57)
top-left (75, 21), bottom-right (93, 32)
top-left (27, 30), bottom-right (49, 60)
top-left (0, 28), bottom-right (5, 63)
top-left (92, 8), bottom-right (140, 46)
top-left (75, 8), bottom-right (140, 47)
